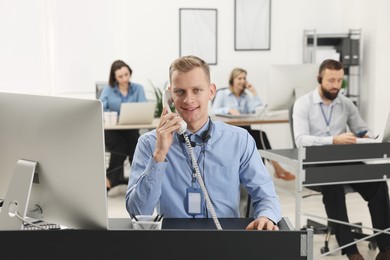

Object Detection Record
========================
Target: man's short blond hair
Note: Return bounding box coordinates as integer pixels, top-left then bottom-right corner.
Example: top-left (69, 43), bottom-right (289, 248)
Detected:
top-left (169, 55), bottom-right (211, 83)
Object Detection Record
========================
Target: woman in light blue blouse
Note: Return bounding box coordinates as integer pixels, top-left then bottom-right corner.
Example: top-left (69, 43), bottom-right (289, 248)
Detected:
top-left (212, 68), bottom-right (295, 181)
top-left (99, 60), bottom-right (147, 192)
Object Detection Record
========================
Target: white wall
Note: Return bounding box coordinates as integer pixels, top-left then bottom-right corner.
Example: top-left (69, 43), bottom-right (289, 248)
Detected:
top-left (0, 0), bottom-right (388, 146)
top-left (0, 1), bottom-right (49, 94)
top-left (358, 0), bottom-right (390, 135)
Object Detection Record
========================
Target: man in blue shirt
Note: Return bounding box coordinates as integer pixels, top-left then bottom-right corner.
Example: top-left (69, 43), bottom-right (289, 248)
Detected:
top-left (126, 56), bottom-right (281, 230)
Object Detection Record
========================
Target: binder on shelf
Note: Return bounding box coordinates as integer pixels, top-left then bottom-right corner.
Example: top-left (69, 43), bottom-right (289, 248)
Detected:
top-left (350, 39), bottom-right (359, 65)
top-left (340, 38), bottom-right (351, 66)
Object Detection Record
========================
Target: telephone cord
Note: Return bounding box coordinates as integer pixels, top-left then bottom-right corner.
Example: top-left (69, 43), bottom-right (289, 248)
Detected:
top-left (182, 133), bottom-right (222, 230)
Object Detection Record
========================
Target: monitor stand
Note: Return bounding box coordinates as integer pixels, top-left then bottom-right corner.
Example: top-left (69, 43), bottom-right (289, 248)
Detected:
top-left (0, 160), bottom-right (37, 230)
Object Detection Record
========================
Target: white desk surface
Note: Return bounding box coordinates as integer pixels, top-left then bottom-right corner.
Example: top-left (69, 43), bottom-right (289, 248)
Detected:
top-left (104, 118), bottom-right (160, 130)
top-left (104, 114), bottom-right (289, 130)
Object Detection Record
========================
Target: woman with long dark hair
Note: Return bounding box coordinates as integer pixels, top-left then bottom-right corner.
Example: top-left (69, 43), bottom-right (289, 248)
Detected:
top-left (99, 60), bottom-right (147, 192)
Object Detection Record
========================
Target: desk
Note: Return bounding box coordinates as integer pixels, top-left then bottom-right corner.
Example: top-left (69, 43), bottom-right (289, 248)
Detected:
top-left (104, 118), bottom-right (160, 130)
top-left (104, 114), bottom-right (288, 130)
top-left (212, 115), bottom-right (288, 126)
top-left (259, 143), bottom-right (390, 229)
top-left (0, 218), bottom-right (313, 259)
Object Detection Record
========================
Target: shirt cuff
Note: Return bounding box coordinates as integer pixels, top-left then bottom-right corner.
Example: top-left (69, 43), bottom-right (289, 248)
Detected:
top-left (256, 211), bottom-right (281, 225)
top-left (222, 107), bottom-right (229, 114)
top-left (322, 136), bottom-right (333, 145)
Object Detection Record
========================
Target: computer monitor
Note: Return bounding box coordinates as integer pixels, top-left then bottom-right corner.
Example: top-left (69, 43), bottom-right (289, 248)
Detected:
top-left (267, 64), bottom-right (319, 111)
top-left (0, 93), bottom-right (108, 230)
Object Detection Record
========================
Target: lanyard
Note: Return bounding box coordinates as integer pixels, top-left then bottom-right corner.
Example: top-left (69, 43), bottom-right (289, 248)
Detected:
top-left (319, 103), bottom-right (334, 134)
top-left (178, 134), bottom-right (206, 187)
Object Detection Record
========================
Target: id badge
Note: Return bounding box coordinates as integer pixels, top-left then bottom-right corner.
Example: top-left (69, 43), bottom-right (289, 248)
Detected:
top-left (185, 187), bottom-right (204, 216)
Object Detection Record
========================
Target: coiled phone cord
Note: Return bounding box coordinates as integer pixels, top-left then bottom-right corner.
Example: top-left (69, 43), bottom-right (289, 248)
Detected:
top-left (182, 133), bottom-right (223, 230)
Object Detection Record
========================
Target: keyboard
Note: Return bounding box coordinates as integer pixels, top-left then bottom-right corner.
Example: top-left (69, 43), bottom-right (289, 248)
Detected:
top-left (23, 219), bottom-right (62, 230)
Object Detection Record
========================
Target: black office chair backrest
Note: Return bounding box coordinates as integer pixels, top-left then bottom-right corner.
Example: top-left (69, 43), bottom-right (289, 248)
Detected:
top-left (239, 185), bottom-right (253, 218)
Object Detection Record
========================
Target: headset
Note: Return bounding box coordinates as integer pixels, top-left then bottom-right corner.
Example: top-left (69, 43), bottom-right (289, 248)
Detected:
top-left (317, 59), bottom-right (343, 85)
top-left (229, 78), bottom-right (234, 86)
top-left (179, 119), bottom-right (213, 147)
top-left (317, 76), bottom-right (322, 84)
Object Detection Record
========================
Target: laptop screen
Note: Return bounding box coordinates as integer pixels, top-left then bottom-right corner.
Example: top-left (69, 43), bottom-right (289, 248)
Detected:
top-left (381, 111), bottom-right (390, 142)
top-left (118, 102), bottom-right (156, 125)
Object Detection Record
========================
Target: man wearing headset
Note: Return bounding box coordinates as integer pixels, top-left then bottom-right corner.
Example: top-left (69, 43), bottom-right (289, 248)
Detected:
top-left (293, 59), bottom-right (390, 260)
top-left (126, 55), bottom-right (281, 230)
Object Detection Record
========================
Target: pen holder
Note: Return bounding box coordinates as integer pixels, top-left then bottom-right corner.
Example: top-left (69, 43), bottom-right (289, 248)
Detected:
top-left (131, 215), bottom-right (163, 230)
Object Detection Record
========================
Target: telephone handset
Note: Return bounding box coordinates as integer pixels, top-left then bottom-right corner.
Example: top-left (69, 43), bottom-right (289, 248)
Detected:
top-left (162, 90), bottom-right (187, 134)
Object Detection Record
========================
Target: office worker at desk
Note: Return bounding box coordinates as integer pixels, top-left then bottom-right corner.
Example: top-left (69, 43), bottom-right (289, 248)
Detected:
top-left (99, 60), bottom-right (147, 192)
top-left (126, 56), bottom-right (281, 230)
top-left (212, 67), bottom-right (295, 181)
top-left (293, 59), bottom-right (390, 260)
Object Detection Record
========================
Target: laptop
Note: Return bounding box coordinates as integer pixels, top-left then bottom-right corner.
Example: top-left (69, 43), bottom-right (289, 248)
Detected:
top-left (356, 111), bottom-right (390, 143)
top-left (118, 102), bottom-right (156, 125)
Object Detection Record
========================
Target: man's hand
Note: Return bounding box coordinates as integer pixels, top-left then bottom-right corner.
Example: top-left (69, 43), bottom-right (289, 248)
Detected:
top-left (333, 132), bottom-right (357, 144)
top-left (228, 109), bottom-right (240, 115)
top-left (245, 82), bottom-right (257, 96)
top-left (245, 216), bottom-right (279, 231)
top-left (153, 107), bottom-right (183, 162)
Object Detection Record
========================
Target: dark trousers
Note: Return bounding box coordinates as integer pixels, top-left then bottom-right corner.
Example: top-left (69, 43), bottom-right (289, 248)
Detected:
top-left (239, 126), bottom-right (272, 217)
top-left (104, 130), bottom-right (139, 187)
top-left (240, 125), bottom-right (272, 150)
top-left (240, 125), bottom-right (271, 163)
top-left (321, 181), bottom-right (390, 256)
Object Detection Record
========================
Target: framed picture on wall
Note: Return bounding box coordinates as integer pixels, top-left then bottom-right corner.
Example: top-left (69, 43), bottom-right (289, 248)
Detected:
top-left (179, 8), bottom-right (218, 65)
top-left (234, 0), bottom-right (271, 51)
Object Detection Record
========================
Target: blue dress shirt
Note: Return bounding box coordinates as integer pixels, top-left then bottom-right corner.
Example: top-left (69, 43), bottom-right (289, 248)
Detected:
top-left (125, 119), bottom-right (281, 224)
top-left (99, 82), bottom-right (147, 113)
top-left (212, 88), bottom-right (263, 115)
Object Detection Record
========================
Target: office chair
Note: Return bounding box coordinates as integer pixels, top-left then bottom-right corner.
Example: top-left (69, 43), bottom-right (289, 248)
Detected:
top-left (239, 185), bottom-right (253, 218)
top-left (288, 100), bottom-right (377, 254)
top-left (95, 81), bottom-right (107, 99)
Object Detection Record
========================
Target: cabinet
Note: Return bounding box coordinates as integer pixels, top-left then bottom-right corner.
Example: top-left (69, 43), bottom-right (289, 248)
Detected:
top-left (303, 29), bottom-right (362, 109)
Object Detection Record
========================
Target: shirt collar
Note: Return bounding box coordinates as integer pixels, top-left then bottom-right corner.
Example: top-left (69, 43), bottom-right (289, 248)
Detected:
top-left (113, 83), bottom-right (133, 95)
top-left (313, 87), bottom-right (341, 105)
top-left (185, 117), bottom-right (211, 142)
top-left (227, 89), bottom-right (247, 98)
